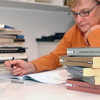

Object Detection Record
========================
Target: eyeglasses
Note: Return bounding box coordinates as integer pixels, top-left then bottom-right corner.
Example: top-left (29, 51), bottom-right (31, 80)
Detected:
top-left (68, 3), bottom-right (98, 18)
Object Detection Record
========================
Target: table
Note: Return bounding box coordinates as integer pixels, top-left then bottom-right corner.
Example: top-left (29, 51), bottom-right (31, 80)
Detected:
top-left (0, 78), bottom-right (100, 100)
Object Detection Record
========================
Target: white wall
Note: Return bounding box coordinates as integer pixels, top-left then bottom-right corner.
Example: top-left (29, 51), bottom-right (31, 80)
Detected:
top-left (0, 7), bottom-right (75, 61)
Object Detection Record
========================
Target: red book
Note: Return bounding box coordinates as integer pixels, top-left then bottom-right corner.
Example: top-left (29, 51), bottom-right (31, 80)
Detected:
top-left (66, 78), bottom-right (100, 94)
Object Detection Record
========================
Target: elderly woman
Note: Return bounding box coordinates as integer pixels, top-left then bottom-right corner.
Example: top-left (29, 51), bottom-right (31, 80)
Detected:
top-left (5, 0), bottom-right (100, 76)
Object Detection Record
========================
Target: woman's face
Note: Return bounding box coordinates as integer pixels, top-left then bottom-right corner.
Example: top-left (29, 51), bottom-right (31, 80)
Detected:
top-left (71, 0), bottom-right (100, 32)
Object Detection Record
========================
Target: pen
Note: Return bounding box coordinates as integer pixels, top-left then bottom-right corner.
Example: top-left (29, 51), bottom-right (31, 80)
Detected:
top-left (11, 57), bottom-right (14, 71)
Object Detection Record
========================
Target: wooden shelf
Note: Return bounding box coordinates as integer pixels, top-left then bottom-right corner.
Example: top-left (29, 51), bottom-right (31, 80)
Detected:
top-left (0, 0), bottom-right (69, 12)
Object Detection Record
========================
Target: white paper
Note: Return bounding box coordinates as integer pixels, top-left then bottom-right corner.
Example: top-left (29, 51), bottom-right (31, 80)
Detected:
top-left (0, 69), bottom-right (68, 84)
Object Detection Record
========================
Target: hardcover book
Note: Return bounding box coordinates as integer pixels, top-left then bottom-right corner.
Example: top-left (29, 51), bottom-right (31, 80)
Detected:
top-left (0, 56), bottom-right (28, 64)
top-left (0, 34), bottom-right (24, 39)
top-left (0, 42), bottom-right (23, 47)
top-left (60, 56), bottom-right (100, 68)
top-left (66, 65), bottom-right (100, 76)
top-left (0, 24), bottom-right (15, 29)
top-left (0, 52), bottom-right (27, 57)
top-left (0, 47), bottom-right (26, 53)
top-left (0, 38), bottom-right (25, 43)
top-left (0, 55), bottom-right (28, 71)
top-left (67, 47), bottom-right (100, 57)
top-left (66, 78), bottom-right (100, 94)
top-left (0, 29), bottom-right (22, 35)
top-left (68, 73), bottom-right (100, 85)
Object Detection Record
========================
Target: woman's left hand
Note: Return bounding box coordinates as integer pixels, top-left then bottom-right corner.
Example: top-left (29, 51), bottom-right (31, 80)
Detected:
top-left (85, 25), bottom-right (100, 37)
top-left (85, 25), bottom-right (100, 46)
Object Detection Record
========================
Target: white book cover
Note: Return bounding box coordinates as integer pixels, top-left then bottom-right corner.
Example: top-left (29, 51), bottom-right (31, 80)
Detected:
top-left (0, 56), bottom-right (28, 61)
top-left (0, 53), bottom-right (27, 57)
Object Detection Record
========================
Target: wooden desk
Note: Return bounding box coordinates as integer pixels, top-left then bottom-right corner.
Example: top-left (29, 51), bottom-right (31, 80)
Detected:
top-left (0, 78), bottom-right (100, 100)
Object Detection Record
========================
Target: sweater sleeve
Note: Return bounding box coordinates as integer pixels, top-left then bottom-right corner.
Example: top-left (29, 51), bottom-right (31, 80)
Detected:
top-left (86, 28), bottom-right (100, 47)
top-left (30, 34), bottom-right (72, 72)
top-left (30, 26), bottom-right (75, 72)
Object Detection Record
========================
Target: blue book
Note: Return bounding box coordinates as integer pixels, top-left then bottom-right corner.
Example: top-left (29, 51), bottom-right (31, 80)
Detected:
top-left (0, 24), bottom-right (15, 29)
top-left (16, 34), bottom-right (24, 39)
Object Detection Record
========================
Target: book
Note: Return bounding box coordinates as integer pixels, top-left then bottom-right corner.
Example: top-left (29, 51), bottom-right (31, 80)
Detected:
top-left (0, 55), bottom-right (28, 71)
top-left (66, 65), bottom-right (100, 76)
top-left (0, 63), bottom-right (8, 71)
top-left (60, 56), bottom-right (100, 68)
top-left (0, 53), bottom-right (27, 71)
top-left (0, 69), bottom-right (68, 85)
top-left (68, 72), bottom-right (100, 85)
top-left (0, 42), bottom-right (23, 47)
top-left (67, 47), bottom-right (100, 57)
top-left (0, 56), bottom-right (28, 64)
top-left (66, 78), bottom-right (100, 94)
top-left (0, 24), bottom-right (15, 29)
top-left (16, 34), bottom-right (24, 39)
top-left (0, 34), bottom-right (24, 39)
top-left (0, 38), bottom-right (25, 43)
top-left (0, 47), bottom-right (26, 53)
top-left (0, 52), bottom-right (27, 57)
top-left (35, 0), bottom-right (50, 3)
top-left (0, 29), bottom-right (22, 35)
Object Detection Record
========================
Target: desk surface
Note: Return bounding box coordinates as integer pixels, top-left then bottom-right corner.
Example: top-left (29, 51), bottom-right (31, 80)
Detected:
top-left (0, 78), bottom-right (100, 100)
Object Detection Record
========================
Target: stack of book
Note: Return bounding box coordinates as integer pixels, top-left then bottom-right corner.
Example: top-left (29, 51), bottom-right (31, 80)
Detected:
top-left (60, 47), bottom-right (100, 94)
top-left (0, 24), bottom-right (28, 71)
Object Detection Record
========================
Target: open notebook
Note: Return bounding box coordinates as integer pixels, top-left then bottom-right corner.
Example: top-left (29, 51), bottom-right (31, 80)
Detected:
top-left (0, 69), bottom-right (68, 84)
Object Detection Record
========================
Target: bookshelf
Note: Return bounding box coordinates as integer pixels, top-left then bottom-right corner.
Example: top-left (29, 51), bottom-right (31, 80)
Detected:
top-left (0, 0), bottom-right (69, 12)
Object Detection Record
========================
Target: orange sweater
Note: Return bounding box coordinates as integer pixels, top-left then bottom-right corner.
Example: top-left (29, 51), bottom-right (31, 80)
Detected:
top-left (31, 24), bottom-right (100, 72)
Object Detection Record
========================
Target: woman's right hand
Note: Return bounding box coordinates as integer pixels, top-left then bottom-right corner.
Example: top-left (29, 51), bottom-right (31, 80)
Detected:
top-left (4, 60), bottom-right (36, 76)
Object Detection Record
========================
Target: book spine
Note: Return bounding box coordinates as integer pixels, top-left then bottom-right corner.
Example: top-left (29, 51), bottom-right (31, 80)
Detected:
top-left (0, 29), bottom-right (22, 34)
top-left (16, 35), bottom-right (24, 39)
top-left (14, 39), bottom-right (25, 42)
top-left (67, 68), bottom-right (83, 77)
top-left (66, 66), bottom-right (100, 76)
top-left (0, 24), bottom-right (15, 29)
top-left (66, 79), bottom-right (100, 94)
top-left (67, 48), bottom-right (100, 57)
top-left (4, 25), bottom-right (15, 29)
top-left (60, 57), bottom-right (93, 68)
top-left (68, 73), bottom-right (96, 85)
top-left (0, 49), bottom-right (25, 53)
top-left (0, 58), bottom-right (28, 64)
top-left (66, 65), bottom-right (83, 71)
top-left (0, 43), bottom-right (23, 47)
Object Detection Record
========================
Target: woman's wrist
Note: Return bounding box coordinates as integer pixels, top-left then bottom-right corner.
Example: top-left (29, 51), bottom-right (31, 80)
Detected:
top-left (28, 63), bottom-right (37, 74)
